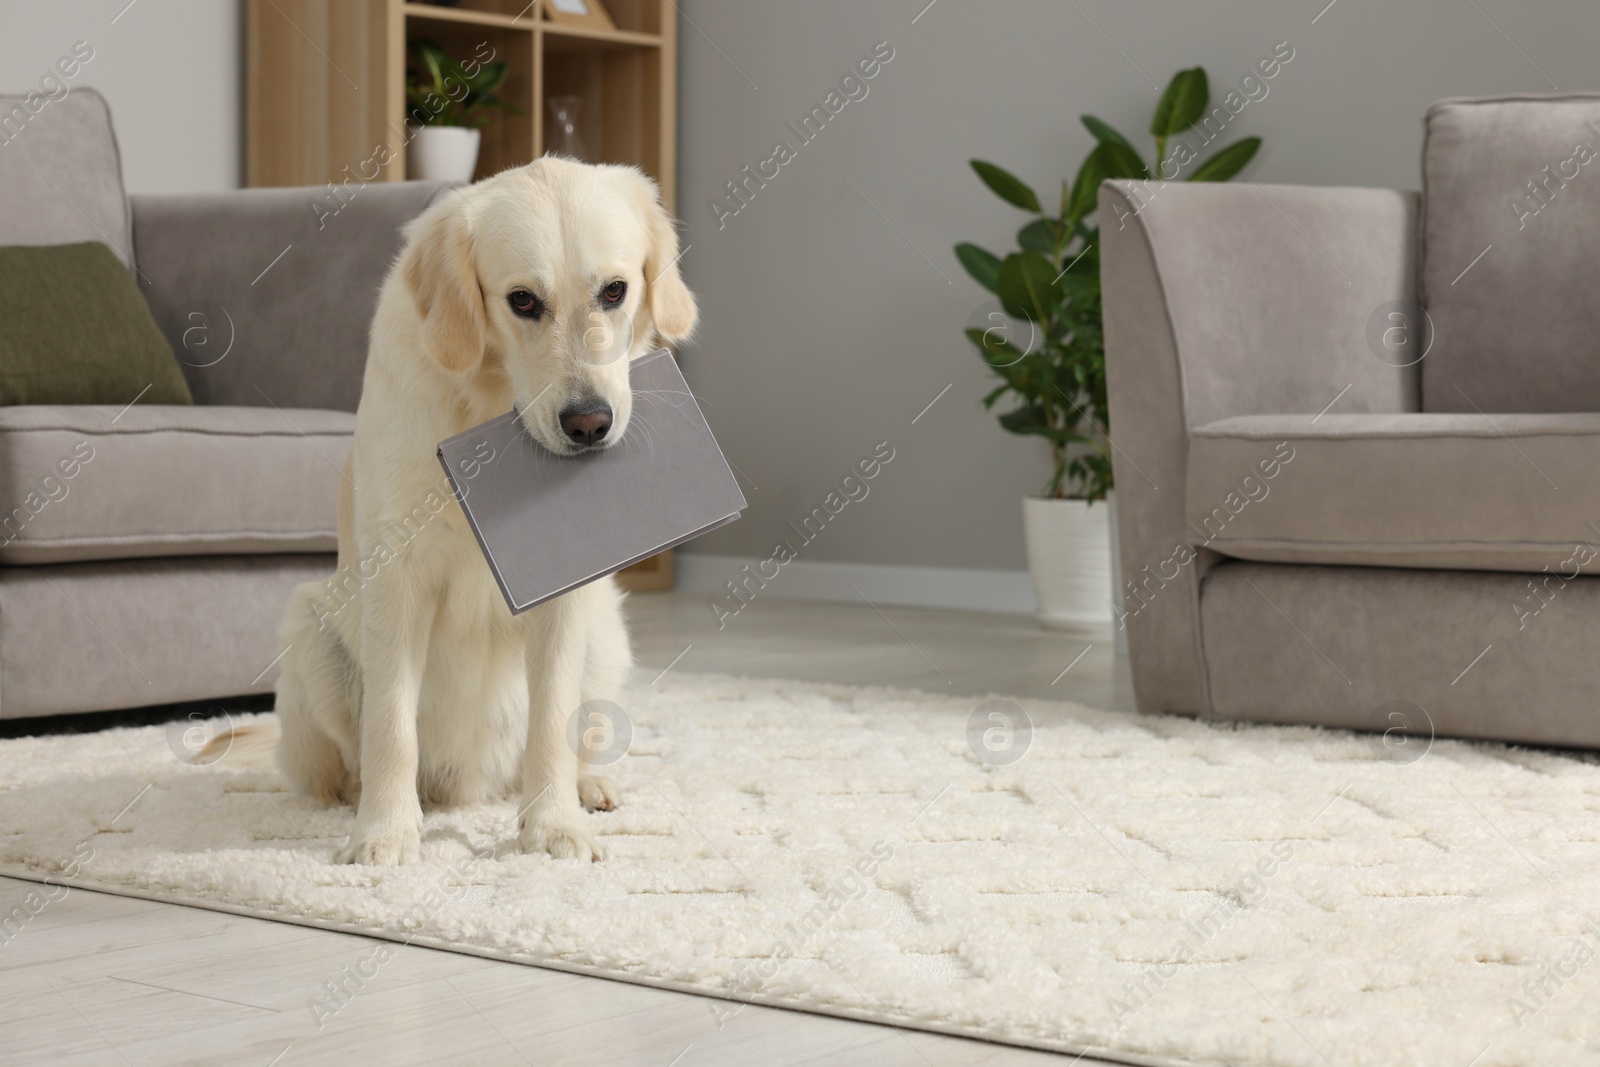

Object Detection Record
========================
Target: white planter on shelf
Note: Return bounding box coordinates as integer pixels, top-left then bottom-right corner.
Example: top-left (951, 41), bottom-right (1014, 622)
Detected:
top-left (407, 126), bottom-right (481, 184)
top-left (1022, 493), bottom-right (1118, 631)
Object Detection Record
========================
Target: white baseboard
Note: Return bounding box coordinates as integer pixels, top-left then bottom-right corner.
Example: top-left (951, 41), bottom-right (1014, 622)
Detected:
top-left (675, 553), bottom-right (1038, 615)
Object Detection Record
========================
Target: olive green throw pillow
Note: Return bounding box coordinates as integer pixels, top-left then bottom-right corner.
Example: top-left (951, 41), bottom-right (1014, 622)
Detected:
top-left (0, 242), bottom-right (193, 406)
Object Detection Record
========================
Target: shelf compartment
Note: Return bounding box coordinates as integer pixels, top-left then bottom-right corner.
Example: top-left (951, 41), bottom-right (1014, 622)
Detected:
top-left (541, 41), bottom-right (662, 184)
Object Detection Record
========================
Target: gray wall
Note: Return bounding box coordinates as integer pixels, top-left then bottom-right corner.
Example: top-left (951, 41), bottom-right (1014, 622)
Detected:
top-left (0, 0), bottom-right (241, 194)
top-left (675, 0), bottom-right (1600, 571)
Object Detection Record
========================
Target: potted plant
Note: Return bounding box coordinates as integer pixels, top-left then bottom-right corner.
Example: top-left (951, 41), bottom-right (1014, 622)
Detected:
top-left (405, 40), bottom-right (521, 184)
top-left (954, 66), bottom-right (1262, 630)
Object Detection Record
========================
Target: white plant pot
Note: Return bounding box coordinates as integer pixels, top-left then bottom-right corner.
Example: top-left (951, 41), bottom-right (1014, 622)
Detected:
top-left (1023, 494), bottom-right (1116, 630)
top-left (407, 126), bottom-right (481, 184)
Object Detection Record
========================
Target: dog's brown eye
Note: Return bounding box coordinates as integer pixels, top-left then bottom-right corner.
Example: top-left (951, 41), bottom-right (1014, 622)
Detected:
top-left (508, 289), bottom-right (543, 319)
top-left (601, 280), bottom-right (626, 307)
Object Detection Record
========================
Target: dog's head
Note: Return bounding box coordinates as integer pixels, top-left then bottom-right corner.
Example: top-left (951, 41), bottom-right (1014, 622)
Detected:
top-left (402, 157), bottom-right (697, 454)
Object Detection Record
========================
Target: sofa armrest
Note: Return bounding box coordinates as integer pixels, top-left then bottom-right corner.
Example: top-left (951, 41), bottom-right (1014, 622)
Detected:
top-left (1099, 180), bottom-right (1418, 716)
top-left (132, 180), bottom-right (446, 412)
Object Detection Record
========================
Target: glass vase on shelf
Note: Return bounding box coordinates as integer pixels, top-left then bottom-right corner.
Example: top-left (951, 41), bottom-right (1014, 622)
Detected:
top-left (547, 96), bottom-right (586, 160)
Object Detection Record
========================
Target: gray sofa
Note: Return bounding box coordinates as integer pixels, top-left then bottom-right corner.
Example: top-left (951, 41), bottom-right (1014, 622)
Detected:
top-left (0, 89), bottom-right (442, 719)
top-left (1102, 92), bottom-right (1600, 750)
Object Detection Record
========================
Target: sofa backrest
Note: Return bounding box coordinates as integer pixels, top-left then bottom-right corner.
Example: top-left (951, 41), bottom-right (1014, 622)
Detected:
top-left (1421, 93), bottom-right (1600, 412)
top-left (0, 88), bottom-right (134, 267)
top-left (132, 182), bottom-right (446, 413)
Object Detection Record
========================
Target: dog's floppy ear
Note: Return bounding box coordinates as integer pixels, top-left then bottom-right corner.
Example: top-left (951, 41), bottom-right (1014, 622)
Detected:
top-left (403, 195), bottom-right (487, 375)
top-left (635, 176), bottom-right (698, 343)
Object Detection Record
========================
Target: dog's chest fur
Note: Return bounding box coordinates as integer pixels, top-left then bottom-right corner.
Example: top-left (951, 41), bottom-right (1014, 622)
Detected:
top-left (406, 503), bottom-right (530, 806)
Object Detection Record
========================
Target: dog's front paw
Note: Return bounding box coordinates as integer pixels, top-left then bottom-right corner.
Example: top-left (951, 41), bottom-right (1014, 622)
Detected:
top-left (337, 819), bottom-right (421, 866)
top-left (578, 775), bottom-right (618, 812)
top-left (520, 814), bottom-right (602, 861)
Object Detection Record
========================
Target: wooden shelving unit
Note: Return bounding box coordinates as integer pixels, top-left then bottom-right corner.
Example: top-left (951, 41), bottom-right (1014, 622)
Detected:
top-left (245, 0), bottom-right (679, 592)
top-left (246, 0), bottom-right (674, 200)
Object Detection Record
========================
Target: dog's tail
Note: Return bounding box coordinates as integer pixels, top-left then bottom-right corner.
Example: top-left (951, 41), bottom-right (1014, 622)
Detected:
top-left (198, 719), bottom-right (281, 770)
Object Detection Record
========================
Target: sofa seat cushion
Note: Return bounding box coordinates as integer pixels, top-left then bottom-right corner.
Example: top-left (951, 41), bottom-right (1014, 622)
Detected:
top-left (0, 405), bottom-right (353, 564)
top-left (1186, 413), bottom-right (1600, 573)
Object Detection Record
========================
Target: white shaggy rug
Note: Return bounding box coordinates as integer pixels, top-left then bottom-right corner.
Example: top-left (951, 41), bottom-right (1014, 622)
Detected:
top-left (3, 673), bottom-right (1600, 1067)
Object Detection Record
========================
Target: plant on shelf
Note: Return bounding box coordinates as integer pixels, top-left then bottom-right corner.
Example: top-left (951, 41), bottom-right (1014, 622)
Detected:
top-left (954, 66), bottom-right (1263, 503)
top-left (404, 39), bottom-right (520, 129)
top-left (403, 40), bottom-right (522, 184)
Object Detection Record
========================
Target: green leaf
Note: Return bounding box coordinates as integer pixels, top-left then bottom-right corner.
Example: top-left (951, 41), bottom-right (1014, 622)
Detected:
top-left (998, 406), bottom-right (1052, 438)
top-left (1150, 67), bottom-right (1209, 138)
top-left (464, 61), bottom-right (509, 94)
top-left (1055, 367), bottom-right (1094, 410)
top-left (970, 160), bottom-right (1042, 213)
top-left (1187, 136), bottom-right (1262, 182)
top-left (996, 251), bottom-right (1061, 324)
top-left (1066, 151), bottom-right (1107, 225)
top-left (998, 406), bottom-right (1085, 446)
top-left (1100, 140), bottom-right (1149, 180)
top-left (1080, 115), bottom-right (1137, 155)
top-left (1056, 242), bottom-right (1098, 277)
top-left (954, 243), bottom-right (1001, 294)
top-left (1066, 141), bottom-right (1146, 223)
top-left (1057, 268), bottom-right (1099, 303)
top-left (965, 328), bottom-right (1029, 369)
top-left (412, 40), bottom-right (448, 91)
top-left (1017, 218), bottom-right (1065, 254)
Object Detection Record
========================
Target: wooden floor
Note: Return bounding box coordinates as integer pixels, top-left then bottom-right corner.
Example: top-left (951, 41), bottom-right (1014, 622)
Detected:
top-left (0, 590), bottom-right (1135, 1067)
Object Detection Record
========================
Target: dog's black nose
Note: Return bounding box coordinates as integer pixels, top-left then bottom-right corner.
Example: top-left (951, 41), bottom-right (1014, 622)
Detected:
top-left (559, 402), bottom-right (613, 447)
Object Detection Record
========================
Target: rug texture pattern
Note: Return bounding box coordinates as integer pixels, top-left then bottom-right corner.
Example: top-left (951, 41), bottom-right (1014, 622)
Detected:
top-left (2, 673), bottom-right (1599, 1067)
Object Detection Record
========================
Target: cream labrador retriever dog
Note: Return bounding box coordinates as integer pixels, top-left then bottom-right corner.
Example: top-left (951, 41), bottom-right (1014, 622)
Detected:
top-left (273, 158), bottom-right (695, 865)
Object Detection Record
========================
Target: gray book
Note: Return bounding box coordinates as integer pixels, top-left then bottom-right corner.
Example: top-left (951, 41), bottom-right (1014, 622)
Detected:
top-left (437, 348), bottom-right (745, 614)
